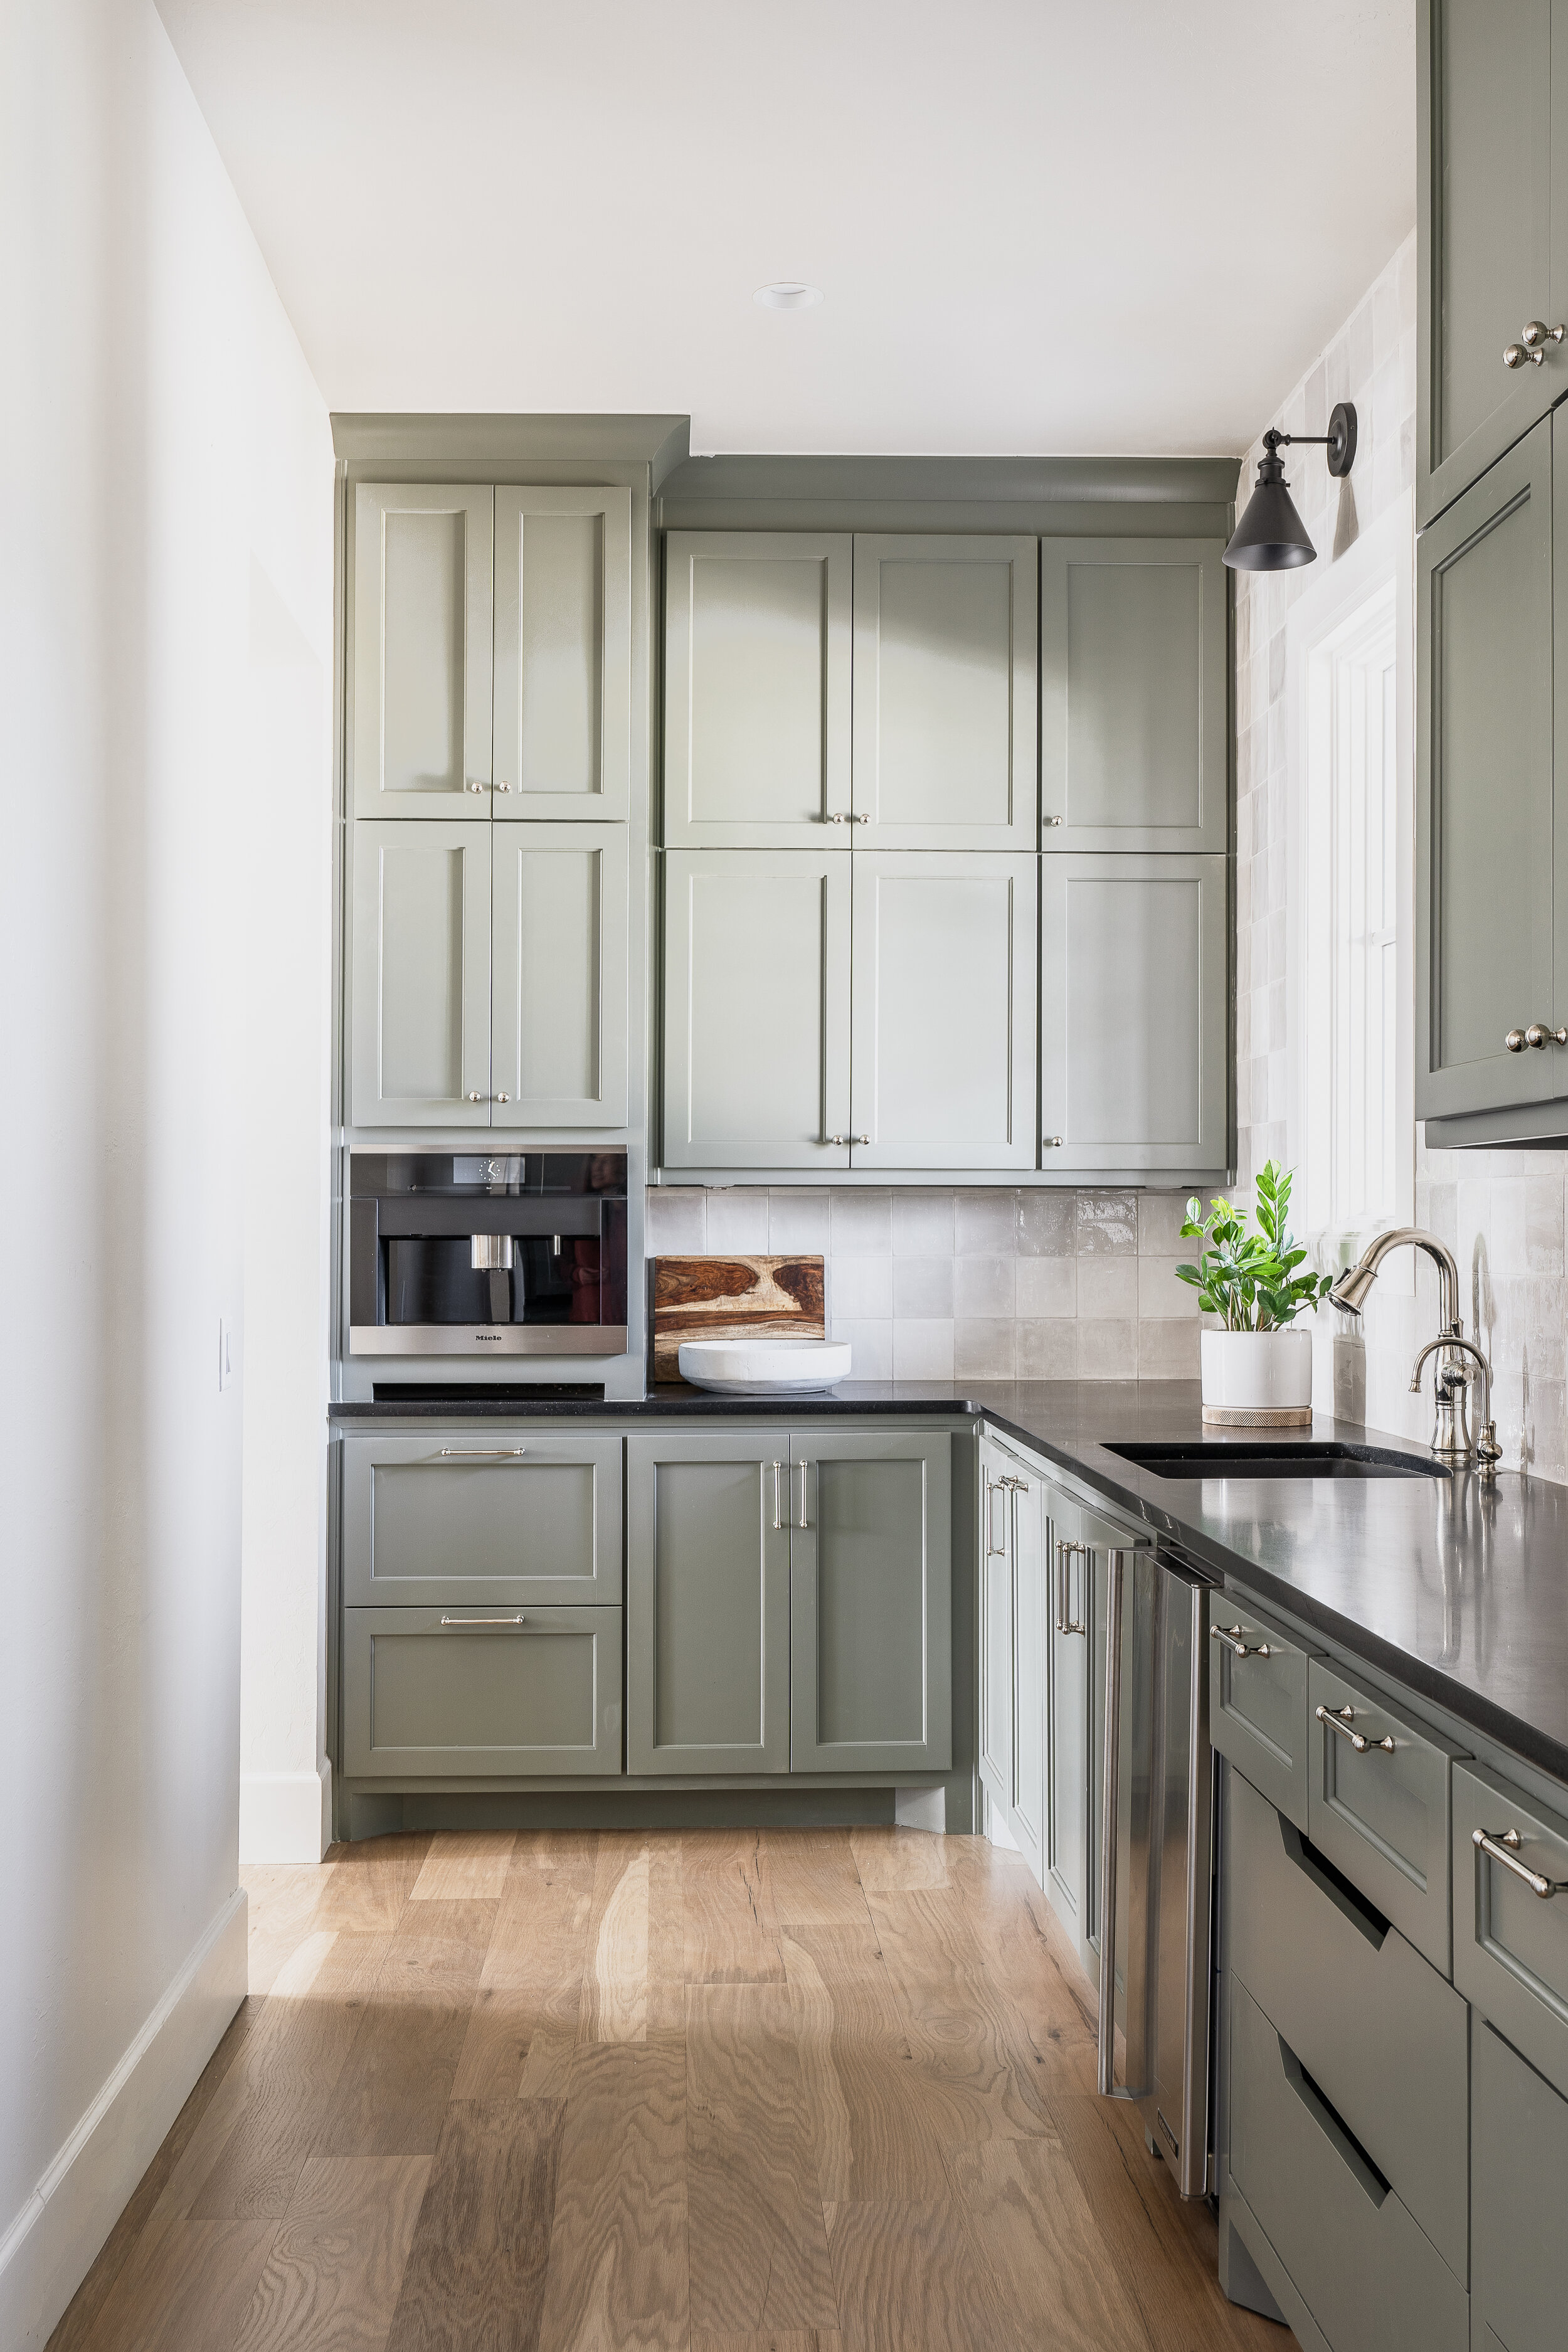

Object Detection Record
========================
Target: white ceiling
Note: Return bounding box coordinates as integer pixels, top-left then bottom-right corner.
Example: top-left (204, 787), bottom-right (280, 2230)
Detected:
top-left (157, 0), bottom-right (1416, 456)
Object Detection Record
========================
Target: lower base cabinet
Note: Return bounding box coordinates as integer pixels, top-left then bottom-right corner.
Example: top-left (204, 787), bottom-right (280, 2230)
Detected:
top-left (1472, 2017), bottom-right (1568, 2352)
top-left (342, 1605), bottom-right (623, 1777)
top-left (626, 1428), bottom-right (951, 1776)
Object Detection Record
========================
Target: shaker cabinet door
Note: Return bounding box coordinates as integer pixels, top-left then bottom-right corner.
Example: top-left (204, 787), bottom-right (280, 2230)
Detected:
top-left (850, 534), bottom-right (1038, 848)
top-left (662, 850), bottom-right (852, 1171)
top-left (352, 483), bottom-right (494, 817)
top-left (1419, 0), bottom-right (1559, 525)
top-left (350, 821), bottom-right (493, 1127)
top-left (492, 486), bottom-right (632, 819)
top-left (1039, 538), bottom-right (1228, 852)
top-left (849, 853), bottom-right (1037, 1170)
top-left (490, 824), bottom-right (628, 1128)
top-left (978, 1443), bottom-right (1017, 1812)
top-left (1044, 1481), bottom-right (1090, 1951)
top-left (1040, 853), bottom-right (1229, 1173)
top-left (664, 532), bottom-right (852, 845)
top-left (1416, 418), bottom-right (1556, 1119)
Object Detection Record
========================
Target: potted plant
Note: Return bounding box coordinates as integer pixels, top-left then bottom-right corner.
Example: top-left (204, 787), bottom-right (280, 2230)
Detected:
top-left (1176, 1162), bottom-right (1334, 1425)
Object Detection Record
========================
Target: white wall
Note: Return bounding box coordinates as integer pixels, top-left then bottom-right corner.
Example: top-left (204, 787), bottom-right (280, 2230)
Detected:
top-left (0, 4), bottom-right (332, 2343)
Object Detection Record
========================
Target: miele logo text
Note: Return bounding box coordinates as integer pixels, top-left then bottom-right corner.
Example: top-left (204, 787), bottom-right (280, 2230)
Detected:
top-left (474, 1332), bottom-right (501, 1342)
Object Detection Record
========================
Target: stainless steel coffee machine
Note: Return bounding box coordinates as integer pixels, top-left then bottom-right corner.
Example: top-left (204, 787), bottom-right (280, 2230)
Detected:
top-left (348, 1150), bottom-right (628, 1357)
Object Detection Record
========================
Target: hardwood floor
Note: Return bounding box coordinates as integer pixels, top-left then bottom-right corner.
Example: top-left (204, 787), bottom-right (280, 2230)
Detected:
top-left (48, 1830), bottom-right (1281, 2352)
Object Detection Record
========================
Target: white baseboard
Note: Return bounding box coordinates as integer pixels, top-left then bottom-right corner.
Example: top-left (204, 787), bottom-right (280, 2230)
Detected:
top-left (240, 1765), bottom-right (331, 1863)
top-left (894, 1785), bottom-right (947, 1833)
top-left (0, 1887), bottom-right (248, 2352)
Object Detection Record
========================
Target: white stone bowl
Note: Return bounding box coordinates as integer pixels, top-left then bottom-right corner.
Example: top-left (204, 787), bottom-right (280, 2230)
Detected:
top-left (677, 1337), bottom-right (854, 1394)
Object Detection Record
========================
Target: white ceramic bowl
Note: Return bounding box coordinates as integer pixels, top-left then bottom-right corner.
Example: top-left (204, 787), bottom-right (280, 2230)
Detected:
top-left (677, 1337), bottom-right (853, 1394)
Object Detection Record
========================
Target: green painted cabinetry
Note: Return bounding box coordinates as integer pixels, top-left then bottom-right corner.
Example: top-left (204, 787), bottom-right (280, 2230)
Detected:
top-left (978, 1438), bottom-right (1046, 1884)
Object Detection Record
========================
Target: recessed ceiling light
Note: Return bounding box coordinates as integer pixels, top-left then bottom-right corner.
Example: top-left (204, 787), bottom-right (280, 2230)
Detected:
top-left (754, 282), bottom-right (822, 310)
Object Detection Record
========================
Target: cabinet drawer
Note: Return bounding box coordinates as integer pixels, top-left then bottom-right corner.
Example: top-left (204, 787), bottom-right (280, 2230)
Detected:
top-left (1227, 1767), bottom-right (1468, 2279)
top-left (1227, 1974), bottom-right (1468, 2352)
top-left (342, 1606), bottom-right (623, 1777)
top-left (1306, 1660), bottom-right (1463, 1974)
top-left (1471, 2018), bottom-right (1568, 2352)
top-left (1208, 1591), bottom-right (1318, 1830)
top-left (1454, 1760), bottom-right (1568, 2100)
top-left (341, 1431), bottom-right (622, 1607)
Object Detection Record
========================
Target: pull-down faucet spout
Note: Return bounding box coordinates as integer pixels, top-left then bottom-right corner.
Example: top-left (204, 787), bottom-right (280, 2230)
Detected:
top-left (1327, 1228), bottom-right (1498, 1470)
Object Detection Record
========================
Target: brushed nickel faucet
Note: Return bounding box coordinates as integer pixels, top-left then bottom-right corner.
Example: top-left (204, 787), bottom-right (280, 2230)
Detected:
top-left (1327, 1227), bottom-right (1501, 1471)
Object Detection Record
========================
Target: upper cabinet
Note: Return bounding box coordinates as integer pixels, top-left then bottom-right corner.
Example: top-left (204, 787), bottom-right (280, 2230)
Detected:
top-left (492, 487), bottom-right (632, 818)
top-left (1419, 0), bottom-right (1565, 528)
top-left (353, 484), bottom-right (494, 816)
top-left (851, 536), bottom-right (1038, 849)
top-left (352, 480), bottom-right (631, 820)
top-left (662, 531), bottom-right (852, 845)
top-left (1039, 538), bottom-right (1228, 852)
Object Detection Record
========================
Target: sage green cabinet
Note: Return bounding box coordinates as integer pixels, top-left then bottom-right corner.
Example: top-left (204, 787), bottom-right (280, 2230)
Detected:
top-left (625, 1428), bottom-right (951, 1777)
top-left (1417, 418), bottom-right (1557, 1122)
top-left (789, 1431), bottom-right (952, 1774)
top-left (979, 1438), bottom-right (1046, 1885)
top-left (1453, 1759), bottom-right (1568, 2099)
top-left (1039, 538), bottom-right (1228, 852)
top-left (1419, 0), bottom-right (1564, 527)
top-left (661, 850), bottom-right (851, 1171)
top-left (341, 1431), bottom-right (623, 1608)
top-left (850, 536), bottom-right (1038, 849)
top-left (850, 854), bottom-right (1037, 1170)
top-left (978, 1444), bottom-right (1016, 1814)
top-left (491, 824), bottom-right (628, 1126)
top-left (350, 820), bottom-right (494, 1126)
top-left (352, 483), bottom-right (494, 818)
top-left (663, 531), bottom-right (852, 845)
top-left (1040, 853), bottom-right (1229, 1173)
top-left (342, 1604), bottom-right (623, 1777)
top-left (492, 486), bottom-right (632, 818)
top-left (1044, 1480), bottom-right (1091, 1953)
top-left (625, 1433), bottom-right (792, 1776)
top-left (351, 819), bottom-right (627, 1130)
top-left (1471, 2016), bottom-right (1568, 2352)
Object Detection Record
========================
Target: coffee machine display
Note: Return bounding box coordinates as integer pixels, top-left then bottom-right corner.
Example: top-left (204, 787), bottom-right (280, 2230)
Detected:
top-left (349, 1151), bottom-right (628, 1356)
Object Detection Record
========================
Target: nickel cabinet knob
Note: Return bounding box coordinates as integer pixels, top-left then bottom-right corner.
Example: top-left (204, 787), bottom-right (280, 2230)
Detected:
top-left (465, 779), bottom-right (487, 792)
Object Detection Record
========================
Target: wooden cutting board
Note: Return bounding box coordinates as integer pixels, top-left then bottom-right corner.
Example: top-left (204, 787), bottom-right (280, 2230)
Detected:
top-left (651, 1254), bottom-right (825, 1382)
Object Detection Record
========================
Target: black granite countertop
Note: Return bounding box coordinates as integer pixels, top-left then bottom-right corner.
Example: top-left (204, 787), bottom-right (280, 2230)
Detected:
top-left (330, 1379), bottom-right (1568, 1786)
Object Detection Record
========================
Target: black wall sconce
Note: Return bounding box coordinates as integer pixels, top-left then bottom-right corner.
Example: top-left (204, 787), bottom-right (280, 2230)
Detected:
top-left (1223, 402), bottom-right (1358, 571)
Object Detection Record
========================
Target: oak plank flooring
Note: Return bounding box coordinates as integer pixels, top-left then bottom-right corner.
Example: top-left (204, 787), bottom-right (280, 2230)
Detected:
top-left (383, 2100), bottom-right (563, 2352)
top-left (245, 1863), bottom-right (340, 1994)
top-left (686, 1986), bottom-right (838, 2335)
top-left (228, 2155), bottom-right (431, 2352)
top-left (53, 1829), bottom-right (1273, 2352)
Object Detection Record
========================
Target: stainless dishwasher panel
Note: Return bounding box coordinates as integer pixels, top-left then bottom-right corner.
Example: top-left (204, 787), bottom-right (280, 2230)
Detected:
top-left (1099, 1546), bottom-right (1214, 2199)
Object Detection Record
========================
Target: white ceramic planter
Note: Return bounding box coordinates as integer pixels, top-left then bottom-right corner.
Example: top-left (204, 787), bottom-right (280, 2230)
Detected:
top-left (1200, 1328), bottom-right (1313, 1426)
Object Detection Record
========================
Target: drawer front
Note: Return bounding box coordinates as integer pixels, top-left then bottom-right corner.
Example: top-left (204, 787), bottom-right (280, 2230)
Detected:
top-left (342, 1431), bottom-right (623, 1606)
top-left (1307, 1660), bottom-right (1462, 1974)
top-left (342, 1605), bottom-right (623, 1777)
top-left (1454, 1759), bottom-right (1568, 2101)
top-left (1472, 2018), bottom-right (1568, 2352)
top-left (1227, 1974), bottom-right (1468, 2352)
top-left (1208, 1590), bottom-right (1318, 1830)
top-left (1226, 1766), bottom-right (1468, 2279)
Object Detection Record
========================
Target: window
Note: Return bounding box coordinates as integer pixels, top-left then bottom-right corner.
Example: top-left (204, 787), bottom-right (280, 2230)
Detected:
top-left (1287, 497), bottom-right (1413, 1273)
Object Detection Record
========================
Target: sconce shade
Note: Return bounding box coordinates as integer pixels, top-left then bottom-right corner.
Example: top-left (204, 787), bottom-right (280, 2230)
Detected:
top-left (1224, 447), bottom-right (1316, 572)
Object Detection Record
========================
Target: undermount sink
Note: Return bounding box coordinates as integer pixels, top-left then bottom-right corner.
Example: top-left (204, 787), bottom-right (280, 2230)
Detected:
top-left (677, 1337), bottom-right (853, 1394)
top-left (1104, 1439), bottom-right (1449, 1481)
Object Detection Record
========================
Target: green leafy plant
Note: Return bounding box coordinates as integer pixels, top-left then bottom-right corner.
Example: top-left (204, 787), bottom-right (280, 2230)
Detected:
top-left (1175, 1161), bottom-right (1334, 1332)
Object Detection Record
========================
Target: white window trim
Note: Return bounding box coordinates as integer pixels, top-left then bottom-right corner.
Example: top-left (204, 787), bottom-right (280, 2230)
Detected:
top-left (1284, 490), bottom-right (1415, 1289)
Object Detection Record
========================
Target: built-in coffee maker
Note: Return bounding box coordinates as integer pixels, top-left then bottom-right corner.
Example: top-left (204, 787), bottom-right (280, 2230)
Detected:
top-left (348, 1150), bottom-right (628, 1357)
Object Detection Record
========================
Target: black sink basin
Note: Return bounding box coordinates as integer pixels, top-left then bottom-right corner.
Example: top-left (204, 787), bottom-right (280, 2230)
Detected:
top-left (1105, 1440), bottom-right (1449, 1481)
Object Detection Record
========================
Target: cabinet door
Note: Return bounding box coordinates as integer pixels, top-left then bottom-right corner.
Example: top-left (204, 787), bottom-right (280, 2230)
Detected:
top-left (341, 1431), bottom-right (622, 1607)
top-left (1039, 538), bottom-right (1227, 852)
top-left (1419, 0), bottom-right (1558, 526)
top-left (664, 532), bottom-right (852, 845)
top-left (342, 1606), bottom-right (622, 1777)
top-left (978, 1442), bottom-right (1016, 1810)
top-left (350, 821), bottom-right (492, 1127)
top-left (625, 1434), bottom-right (791, 1775)
top-left (662, 850), bottom-right (851, 1171)
top-left (1040, 853), bottom-right (1229, 1173)
top-left (851, 535), bottom-right (1038, 849)
top-left (493, 487), bottom-right (631, 819)
top-left (850, 853), bottom-right (1037, 1170)
top-left (1044, 1482), bottom-right (1089, 1948)
top-left (789, 1431), bottom-right (952, 1773)
top-left (491, 824), bottom-right (628, 1127)
top-left (1009, 1466), bottom-right (1049, 1887)
top-left (352, 483), bottom-right (494, 817)
top-left (1416, 420), bottom-right (1555, 1119)
top-left (1472, 2018), bottom-right (1568, 2352)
